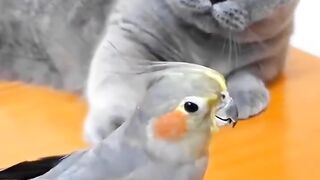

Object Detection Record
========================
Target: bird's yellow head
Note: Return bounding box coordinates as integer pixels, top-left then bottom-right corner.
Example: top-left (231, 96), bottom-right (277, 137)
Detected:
top-left (147, 68), bottom-right (235, 162)
top-left (146, 93), bottom-right (235, 163)
top-left (134, 62), bottom-right (239, 162)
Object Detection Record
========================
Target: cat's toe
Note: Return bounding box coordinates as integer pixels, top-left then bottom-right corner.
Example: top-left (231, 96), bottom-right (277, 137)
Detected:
top-left (230, 82), bottom-right (270, 119)
top-left (211, 1), bottom-right (249, 31)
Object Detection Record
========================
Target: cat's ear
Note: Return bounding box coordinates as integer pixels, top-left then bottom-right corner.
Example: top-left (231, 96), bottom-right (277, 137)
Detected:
top-left (176, 0), bottom-right (212, 12)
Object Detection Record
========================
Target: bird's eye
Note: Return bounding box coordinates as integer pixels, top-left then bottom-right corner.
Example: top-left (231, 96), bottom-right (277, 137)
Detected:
top-left (181, 96), bottom-right (208, 115)
top-left (184, 101), bottom-right (199, 113)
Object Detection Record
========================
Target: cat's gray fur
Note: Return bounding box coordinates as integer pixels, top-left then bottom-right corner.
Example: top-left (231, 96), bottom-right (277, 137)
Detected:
top-left (0, 0), bottom-right (113, 92)
top-left (0, 0), bottom-right (299, 145)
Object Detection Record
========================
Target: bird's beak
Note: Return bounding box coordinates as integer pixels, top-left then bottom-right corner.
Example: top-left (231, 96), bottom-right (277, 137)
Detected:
top-left (214, 92), bottom-right (238, 128)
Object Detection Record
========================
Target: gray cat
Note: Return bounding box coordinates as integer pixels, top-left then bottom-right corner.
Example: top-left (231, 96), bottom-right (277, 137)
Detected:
top-left (0, 0), bottom-right (299, 145)
top-left (84, 0), bottom-right (299, 144)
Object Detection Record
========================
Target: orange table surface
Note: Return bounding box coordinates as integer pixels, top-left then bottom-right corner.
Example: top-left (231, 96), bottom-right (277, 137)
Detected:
top-left (0, 48), bottom-right (320, 180)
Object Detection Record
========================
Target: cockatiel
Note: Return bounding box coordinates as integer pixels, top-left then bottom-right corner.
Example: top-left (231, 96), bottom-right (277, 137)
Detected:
top-left (0, 62), bottom-right (238, 180)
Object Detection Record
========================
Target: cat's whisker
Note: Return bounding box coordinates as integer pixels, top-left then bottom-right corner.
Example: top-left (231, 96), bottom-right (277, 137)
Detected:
top-left (106, 37), bottom-right (202, 75)
top-left (105, 40), bottom-right (131, 63)
top-left (236, 40), bottom-right (241, 67)
top-left (231, 33), bottom-right (241, 69)
top-left (227, 31), bottom-right (233, 69)
top-left (231, 36), bottom-right (236, 68)
top-left (220, 37), bottom-right (228, 62)
top-left (104, 40), bottom-right (208, 77)
top-left (232, 35), bottom-right (237, 69)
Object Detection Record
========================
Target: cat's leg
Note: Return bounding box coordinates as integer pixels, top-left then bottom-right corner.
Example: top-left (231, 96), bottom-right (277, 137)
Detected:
top-left (227, 45), bottom-right (288, 119)
top-left (84, 78), bottom-right (146, 144)
top-left (84, 34), bottom-right (150, 144)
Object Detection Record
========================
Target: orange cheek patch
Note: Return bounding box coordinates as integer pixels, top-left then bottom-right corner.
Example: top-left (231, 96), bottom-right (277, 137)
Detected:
top-left (153, 111), bottom-right (187, 141)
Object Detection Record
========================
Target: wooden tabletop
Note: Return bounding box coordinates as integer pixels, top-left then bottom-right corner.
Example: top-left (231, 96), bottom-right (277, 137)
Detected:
top-left (0, 48), bottom-right (319, 180)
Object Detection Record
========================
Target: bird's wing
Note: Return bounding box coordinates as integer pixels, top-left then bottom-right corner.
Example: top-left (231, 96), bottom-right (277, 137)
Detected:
top-left (34, 123), bottom-right (150, 180)
top-left (0, 155), bottom-right (65, 180)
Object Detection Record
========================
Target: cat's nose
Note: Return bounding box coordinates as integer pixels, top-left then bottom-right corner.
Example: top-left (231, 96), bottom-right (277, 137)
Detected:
top-left (210, 0), bottom-right (226, 5)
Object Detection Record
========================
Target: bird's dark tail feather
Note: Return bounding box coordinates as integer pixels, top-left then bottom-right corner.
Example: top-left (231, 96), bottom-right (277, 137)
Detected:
top-left (0, 155), bottom-right (65, 180)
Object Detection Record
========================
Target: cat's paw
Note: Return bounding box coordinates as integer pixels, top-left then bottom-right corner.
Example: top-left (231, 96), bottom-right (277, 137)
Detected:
top-left (227, 73), bottom-right (270, 119)
top-left (84, 111), bottom-right (125, 145)
top-left (211, 1), bottom-right (249, 31)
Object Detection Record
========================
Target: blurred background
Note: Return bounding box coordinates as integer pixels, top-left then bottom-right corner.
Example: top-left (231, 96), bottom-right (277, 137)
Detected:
top-left (292, 0), bottom-right (320, 56)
